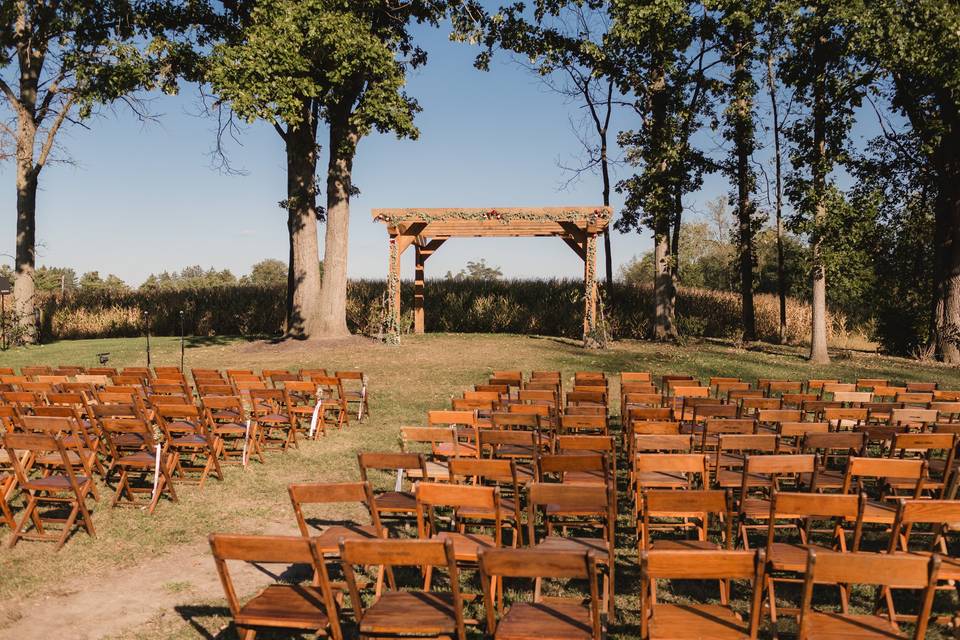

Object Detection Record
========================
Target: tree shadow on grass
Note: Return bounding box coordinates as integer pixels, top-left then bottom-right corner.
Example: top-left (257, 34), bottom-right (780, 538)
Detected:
top-left (184, 335), bottom-right (266, 349)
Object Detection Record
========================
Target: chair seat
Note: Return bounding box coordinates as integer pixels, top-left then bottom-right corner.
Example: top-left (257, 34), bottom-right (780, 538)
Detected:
top-left (495, 444), bottom-right (538, 458)
top-left (359, 591), bottom-right (457, 636)
top-left (36, 449), bottom-right (95, 467)
top-left (235, 584), bottom-right (331, 631)
top-left (769, 542), bottom-right (837, 572)
top-left (172, 434), bottom-right (208, 446)
top-left (373, 491), bottom-right (417, 513)
top-left (406, 461), bottom-right (449, 481)
top-left (801, 612), bottom-right (903, 639)
top-left (210, 410), bottom-right (242, 421)
top-left (650, 539), bottom-right (722, 551)
top-left (434, 442), bottom-right (478, 457)
top-left (739, 498), bottom-right (771, 519)
top-left (636, 471), bottom-right (689, 489)
top-left (434, 531), bottom-right (495, 561)
top-left (535, 536), bottom-right (609, 563)
top-left (563, 470), bottom-right (608, 485)
top-left (112, 433), bottom-right (147, 449)
top-left (495, 601), bottom-right (594, 640)
top-left (717, 470), bottom-right (770, 489)
top-left (116, 451), bottom-right (160, 467)
top-left (313, 524), bottom-right (380, 554)
top-left (24, 474), bottom-right (90, 491)
top-left (800, 470), bottom-right (844, 489)
top-left (257, 413), bottom-right (291, 424)
top-left (858, 500), bottom-right (898, 524)
top-left (649, 603), bottom-right (751, 639)
top-left (214, 422), bottom-right (248, 436)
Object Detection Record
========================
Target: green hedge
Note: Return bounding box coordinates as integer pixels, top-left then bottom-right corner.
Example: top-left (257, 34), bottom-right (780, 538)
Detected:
top-left (40, 279), bottom-right (842, 345)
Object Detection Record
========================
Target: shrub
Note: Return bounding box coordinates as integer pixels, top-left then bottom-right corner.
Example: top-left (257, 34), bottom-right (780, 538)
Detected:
top-left (38, 279), bottom-right (847, 345)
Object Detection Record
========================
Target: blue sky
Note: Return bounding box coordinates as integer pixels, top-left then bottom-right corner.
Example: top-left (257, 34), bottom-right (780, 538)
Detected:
top-left (0, 19), bottom-right (883, 287)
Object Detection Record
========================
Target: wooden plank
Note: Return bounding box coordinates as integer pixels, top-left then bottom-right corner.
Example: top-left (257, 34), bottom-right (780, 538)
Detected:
top-left (415, 245), bottom-right (425, 334)
top-left (563, 237), bottom-right (586, 261)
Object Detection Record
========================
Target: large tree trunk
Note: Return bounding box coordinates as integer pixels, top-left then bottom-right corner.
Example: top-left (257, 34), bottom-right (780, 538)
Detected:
top-left (316, 103), bottom-right (358, 337)
top-left (653, 216), bottom-right (677, 341)
top-left (13, 154), bottom-right (38, 343)
top-left (933, 154), bottom-right (960, 363)
top-left (284, 106), bottom-right (324, 339)
top-left (808, 31), bottom-right (830, 365)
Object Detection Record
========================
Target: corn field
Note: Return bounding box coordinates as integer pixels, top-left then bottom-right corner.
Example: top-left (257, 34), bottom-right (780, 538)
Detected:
top-left (38, 279), bottom-right (847, 345)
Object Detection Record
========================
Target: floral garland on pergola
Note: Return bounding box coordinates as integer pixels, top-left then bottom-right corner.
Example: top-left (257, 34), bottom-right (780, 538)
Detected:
top-left (374, 208), bottom-right (610, 226)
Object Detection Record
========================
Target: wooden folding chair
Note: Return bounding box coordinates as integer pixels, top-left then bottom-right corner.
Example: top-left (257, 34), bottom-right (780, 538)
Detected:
top-left (527, 482), bottom-right (616, 618)
top-left (312, 375), bottom-right (349, 432)
top-left (289, 481), bottom-right (385, 553)
top-left (800, 431), bottom-right (867, 491)
top-left (357, 452), bottom-right (427, 526)
top-left (735, 454), bottom-right (817, 547)
top-left (250, 388), bottom-right (298, 452)
top-left (3, 432), bottom-right (96, 550)
top-left (340, 538), bottom-right (467, 640)
top-left (639, 548), bottom-right (765, 640)
top-left (841, 457), bottom-right (928, 527)
top-left (400, 426), bottom-right (459, 481)
top-left (479, 548), bottom-right (602, 640)
top-left (888, 432), bottom-right (958, 497)
top-left (887, 498), bottom-right (960, 626)
top-left (100, 417), bottom-right (178, 514)
top-left (19, 414), bottom-right (102, 498)
top-left (763, 492), bottom-right (867, 627)
top-left (335, 371), bottom-right (370, 421)
top-left (155, 403), bottom-right (224, 488)
top-left (714, 434), bottom-right (780, 487)
top-left (202, 394), bottom-right (261, 465)
top-left (448, 457), bottom-right (524, 547)
top-left (209, 533), bottom-right (342, 640)
top-left (639, 489), bottom-right (733, 553)
top-left (797, 549), bottom-right (939, 639)
top-left (416, 482), bottom-right (501, 616)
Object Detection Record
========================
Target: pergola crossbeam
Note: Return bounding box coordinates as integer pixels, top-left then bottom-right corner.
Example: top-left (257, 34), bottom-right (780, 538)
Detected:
top-left (374, 206), bottom-right (611, 346)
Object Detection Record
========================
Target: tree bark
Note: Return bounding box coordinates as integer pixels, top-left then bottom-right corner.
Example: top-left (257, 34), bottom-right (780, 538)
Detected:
top-left (809, 31), bottom-right (830, 364)
top-left (284, 102), bottom-right (324, 339)
top-left (13, 154), bottom-right (38, 343)
top-left (654, 213), bottom-right (677, 341)
top-left (600, 134), bottom-right (613, 289)
top-left (733, 29), bottom-right (757, 342)
top-left (932, 137), bottom-right (960, 363)
top-left (317, 102), bottom-right (359, 337)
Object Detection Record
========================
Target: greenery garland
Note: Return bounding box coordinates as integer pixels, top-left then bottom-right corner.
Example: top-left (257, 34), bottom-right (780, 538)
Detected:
top-left (374, 208), bottom-right (610, 226)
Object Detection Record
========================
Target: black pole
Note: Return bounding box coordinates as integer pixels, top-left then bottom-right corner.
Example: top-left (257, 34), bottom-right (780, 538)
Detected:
top-left (145, 311), bottom-right (151, 367)
top-left (179, 310), bottom-right (185, 371)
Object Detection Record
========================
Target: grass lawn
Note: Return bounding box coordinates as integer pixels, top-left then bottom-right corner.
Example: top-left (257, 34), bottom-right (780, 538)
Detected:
top-left (0, 333), bottom-right (958, 639)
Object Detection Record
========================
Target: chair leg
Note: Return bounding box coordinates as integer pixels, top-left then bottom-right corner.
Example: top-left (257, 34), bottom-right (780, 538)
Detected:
top-left (9, 494), bottom-right (39, 548)
top-left (56, 503), bottom-right (80, 551)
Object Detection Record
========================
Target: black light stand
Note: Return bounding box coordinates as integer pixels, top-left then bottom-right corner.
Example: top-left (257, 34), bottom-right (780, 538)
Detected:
top-left (179, 310), bottom-right (185, 371)
top-left (144, 311), bottom-right (151, 367)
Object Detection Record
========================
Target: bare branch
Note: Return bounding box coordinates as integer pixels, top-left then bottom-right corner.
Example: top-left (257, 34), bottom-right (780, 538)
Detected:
top-left (34, 94), bottom-right (76, 172)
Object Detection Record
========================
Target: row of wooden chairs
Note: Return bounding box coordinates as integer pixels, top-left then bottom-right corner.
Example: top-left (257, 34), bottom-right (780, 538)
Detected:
top-left (0, 365), bottom-right (370, 549)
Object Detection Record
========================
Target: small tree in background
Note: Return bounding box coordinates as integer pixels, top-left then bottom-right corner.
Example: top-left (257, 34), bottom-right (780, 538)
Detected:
top-left (0, 0), bottom-right (164, 342)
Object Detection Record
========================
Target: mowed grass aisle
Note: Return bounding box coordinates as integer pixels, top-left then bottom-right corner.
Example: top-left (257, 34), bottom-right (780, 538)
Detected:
top-left (0, 333), bottom-right (958, 639)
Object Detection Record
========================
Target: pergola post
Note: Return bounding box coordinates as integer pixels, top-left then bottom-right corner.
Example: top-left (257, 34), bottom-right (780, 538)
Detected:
top-left (583, 232), bottom-right (599, 347)
top-left (387, 235), bottom-right (401, 343)
top-left (414, 244), bottom-right (425, 334)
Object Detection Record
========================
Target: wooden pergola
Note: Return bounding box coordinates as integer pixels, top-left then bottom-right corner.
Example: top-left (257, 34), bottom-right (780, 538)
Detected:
top-left (371, 207), bottom-right (611, 346)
